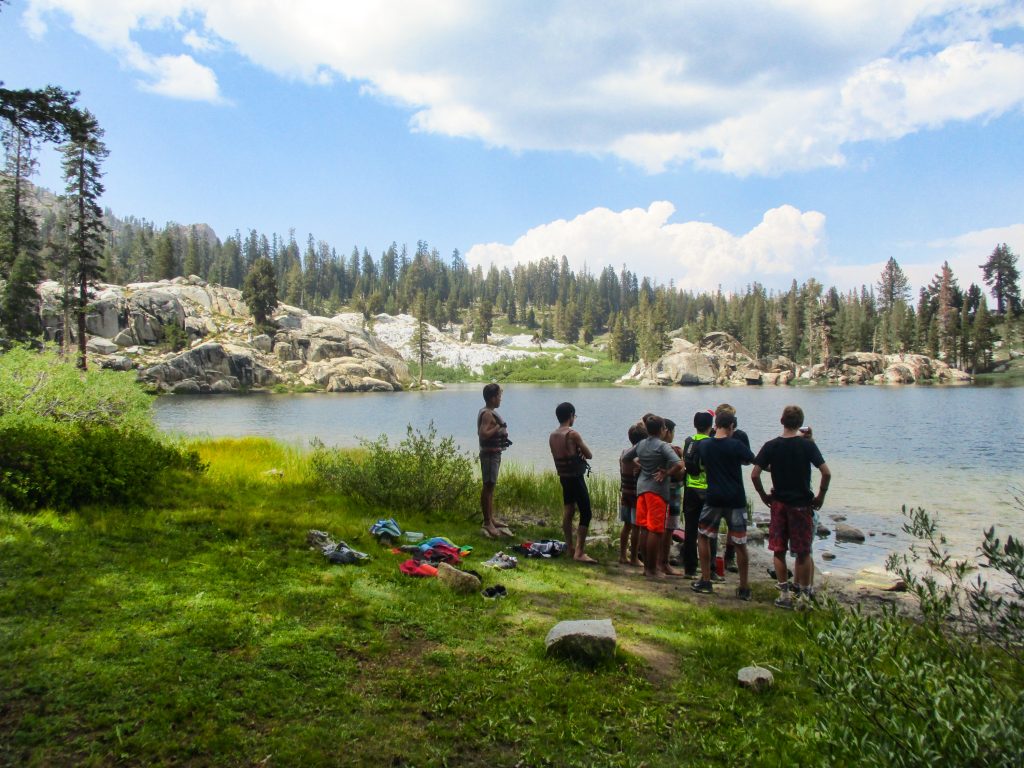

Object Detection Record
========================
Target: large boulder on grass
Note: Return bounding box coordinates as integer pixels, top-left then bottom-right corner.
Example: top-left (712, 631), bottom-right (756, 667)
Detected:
top-left (436, 562), bottom-right (482, 594)
top-left (545, 619), bottom-right (616, 664)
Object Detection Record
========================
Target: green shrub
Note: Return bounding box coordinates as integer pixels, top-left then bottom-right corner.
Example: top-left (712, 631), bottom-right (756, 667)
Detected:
top-left (0, 420), bottom-right (202, 509)
top-left (309, 422), bottom-right (476, 517)
top-left (794, 505), bottom-right (1024, 767)
top-left (0, 345), bottom-right (204, 509)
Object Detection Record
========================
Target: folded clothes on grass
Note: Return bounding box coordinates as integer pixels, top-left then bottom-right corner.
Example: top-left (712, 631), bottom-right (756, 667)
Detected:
top-left (399, 559), bottom-right (438, 577)
top-left (370, 518), bottom-right (402, 541)
top-left (324, 541), bottom-right (370, 565)
top-left (513, 540), bottom-right (567, 558)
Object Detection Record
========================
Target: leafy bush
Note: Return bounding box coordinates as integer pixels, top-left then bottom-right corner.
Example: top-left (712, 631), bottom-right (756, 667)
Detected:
top-left (0, 421), bottom-right (202, 509)
top-left (0, 346), bottom-right (204, 509)
top-left (794, 505), bottom-right (1024, 767)
top-left (310, 422), bottom-right (476, 517)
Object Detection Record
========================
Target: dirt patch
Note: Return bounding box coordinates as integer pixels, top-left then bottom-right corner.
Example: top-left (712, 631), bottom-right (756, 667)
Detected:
top-left (619, 638), bottom-right (680, 685)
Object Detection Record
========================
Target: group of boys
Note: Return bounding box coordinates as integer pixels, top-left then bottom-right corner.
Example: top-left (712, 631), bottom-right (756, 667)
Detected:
top-left (476, 384), bottom-right (832, 607)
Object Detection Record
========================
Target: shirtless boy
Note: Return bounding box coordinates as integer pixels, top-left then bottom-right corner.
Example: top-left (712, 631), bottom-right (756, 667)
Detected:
top-left (549, 402), bottom-right (598, 563)
top-left (478, 383), bottom-right (511, 537)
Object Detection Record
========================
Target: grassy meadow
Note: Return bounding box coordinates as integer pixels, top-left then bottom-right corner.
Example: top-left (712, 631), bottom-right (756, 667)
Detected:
top-left (1, 437), bottom-right (826, 767)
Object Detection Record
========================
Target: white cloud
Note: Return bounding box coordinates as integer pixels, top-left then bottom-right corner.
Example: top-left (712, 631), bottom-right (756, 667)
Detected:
top-left (139, 53), bottom-right (222, 102)
top-left (22, 1), bottom-right (1024, 172)
top-left (465, 202), bottom-right (829, 293)
top-left (824, 224), bottom-right (1024, 294)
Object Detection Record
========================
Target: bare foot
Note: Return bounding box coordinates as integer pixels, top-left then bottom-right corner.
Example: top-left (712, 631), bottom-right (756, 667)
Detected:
top-left (618, 556), bottom-right (630, 565)
top-left (628, 559), bottom-right (641, 567)
top-left (644, 570), bottom-right (664, 580)
top-left (661, 566), bottom-right (685, 577)
top-left (574, 554), bottom-right (599, 564)
top-left (482, 526), bottom-right (502, 538)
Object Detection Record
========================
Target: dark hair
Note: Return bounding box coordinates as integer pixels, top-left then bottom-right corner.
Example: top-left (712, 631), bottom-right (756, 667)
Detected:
top-left (627, 422), bottom-right (647, 444)
top-left (781, 404), bottom-right (804, 430)
top-left (555, 401), bottom-right (576, 423)
top-left (693, 411), bottom-right (713, 432)
top-left (643, 413), bottom-right (664, 436)
top-left (663, 418), bottom-right (676, 434)
top-left (482, 383), bottom-right (501, 403)
top-left (715, 412), bottom-right (736, 430)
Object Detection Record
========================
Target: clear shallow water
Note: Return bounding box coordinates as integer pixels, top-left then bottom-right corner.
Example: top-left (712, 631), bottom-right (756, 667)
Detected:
top-left (155, 384), bottom-right (1024, 578)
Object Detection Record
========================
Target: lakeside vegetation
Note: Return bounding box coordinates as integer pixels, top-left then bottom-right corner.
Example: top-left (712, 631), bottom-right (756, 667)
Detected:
top-left (3, 432), bottom-right (1022, 766)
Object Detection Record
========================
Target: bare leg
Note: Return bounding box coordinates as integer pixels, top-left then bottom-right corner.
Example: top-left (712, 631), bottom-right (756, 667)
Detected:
top-left (734, 542), bottom-right (749, 590)
top-left (575, 526), bottom-right (597, 562)
top-left (481, 483), bottom-right (501, 536)
top-left (659, 528), bottom-right (682, 576)
top-left (698, 534), bottom-right (712, 582)
top-left (773, 550), bottom-right (789, 585)
top-left (619, 522), bottom-right (631, 563)
top-left (645, 531), bottom-right (663, 578)
top-left (794, 552), bottom-right (813, 591)
top-left (629, 524), bottom-right (640, 564)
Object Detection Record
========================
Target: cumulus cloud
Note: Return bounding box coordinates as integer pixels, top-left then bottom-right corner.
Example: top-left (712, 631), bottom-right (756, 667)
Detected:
top-left (22, 1), bottom-right (1024, 172)
top-left (824, 224), bottom-right (1024, 294)
top-left (465, 202), bottom-right (829, 293)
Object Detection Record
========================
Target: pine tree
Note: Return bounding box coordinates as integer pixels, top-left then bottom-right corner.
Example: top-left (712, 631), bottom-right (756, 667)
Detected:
top-left (242, 257), bottom-right (278, 331)
top-left (876, 257), bottom-right (910, 314)
top-left (153, 229), bottom-right (176, 279)
top-left (980, 243), bottom-right (1021, 316)
top-left (410, 292), bottom-right (431, 387)
top-left (475, 297), bottom-right (493, 344)
top-left (60, 109), bottom-right (108, 370)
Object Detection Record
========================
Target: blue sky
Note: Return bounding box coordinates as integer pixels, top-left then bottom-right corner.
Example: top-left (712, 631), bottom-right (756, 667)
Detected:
top-left (3, 0), bottom-right (1023, 294)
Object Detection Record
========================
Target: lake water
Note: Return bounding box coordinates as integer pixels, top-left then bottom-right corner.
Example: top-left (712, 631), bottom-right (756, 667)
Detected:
top-left (155, 384), bottom-right (1024, 579)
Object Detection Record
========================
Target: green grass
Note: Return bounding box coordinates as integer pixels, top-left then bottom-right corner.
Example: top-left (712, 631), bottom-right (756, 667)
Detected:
top-left (1, 438), bottom-right (822, 766)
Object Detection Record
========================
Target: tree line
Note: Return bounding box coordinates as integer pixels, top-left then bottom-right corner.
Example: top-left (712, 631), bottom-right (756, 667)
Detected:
top-left (1, 80), bottom-right (107, 370)
top-left (3, 78), bottom-right (1021, 375)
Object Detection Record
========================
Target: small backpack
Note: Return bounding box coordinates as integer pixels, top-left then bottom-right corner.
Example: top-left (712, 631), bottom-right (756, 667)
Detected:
top-left (683, 436), bottom-right (703, 477)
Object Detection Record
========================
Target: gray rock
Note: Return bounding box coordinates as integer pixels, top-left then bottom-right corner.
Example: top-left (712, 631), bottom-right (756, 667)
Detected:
top-left (821, 551), bottom-right (836, 561)
top-left (99, 354), bottom-right (134, 372)
top-left (545, 619), bottom-right (616, 664)
top-left (829, 514), bottom-right (847, 522)
top-left (815, 523), bottom-right (831, 537)
top-left (835, 523), bottom-right (866, 542)
top-left (253, 334), bottom-right (273, 353)
top-left (737, 666), bottom-right (774, 691)
top-left (171, 379), bottom-right (202, 394)
top-left (86, 337), bottom-right (118, 355)
top-left (436, 562), bottom-right (482, 594)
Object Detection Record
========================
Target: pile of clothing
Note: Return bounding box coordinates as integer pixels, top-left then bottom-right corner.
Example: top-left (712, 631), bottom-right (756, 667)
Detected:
top-left (512, 539), bottom-right (567, 559)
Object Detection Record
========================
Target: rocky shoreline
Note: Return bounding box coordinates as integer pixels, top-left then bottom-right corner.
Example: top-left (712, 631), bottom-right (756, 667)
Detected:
top-left (33, 277), bottom-right (970, 393)
top-left (620, 331), bottom-right (971, 387)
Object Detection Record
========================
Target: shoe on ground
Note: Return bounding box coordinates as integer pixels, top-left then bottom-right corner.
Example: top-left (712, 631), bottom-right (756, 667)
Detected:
top-left (736, 587), bottom-right (752, 601)
top-left (774, 594), bottom-right (794, 610)
top-left (691, 580), bottom-right (714, 594)
top-left (725, 561), bottom-right (739, 573)
top-left (684, 571), bottom-right (699, 580)
top-left (710, 572), bottom-right (725, 583)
